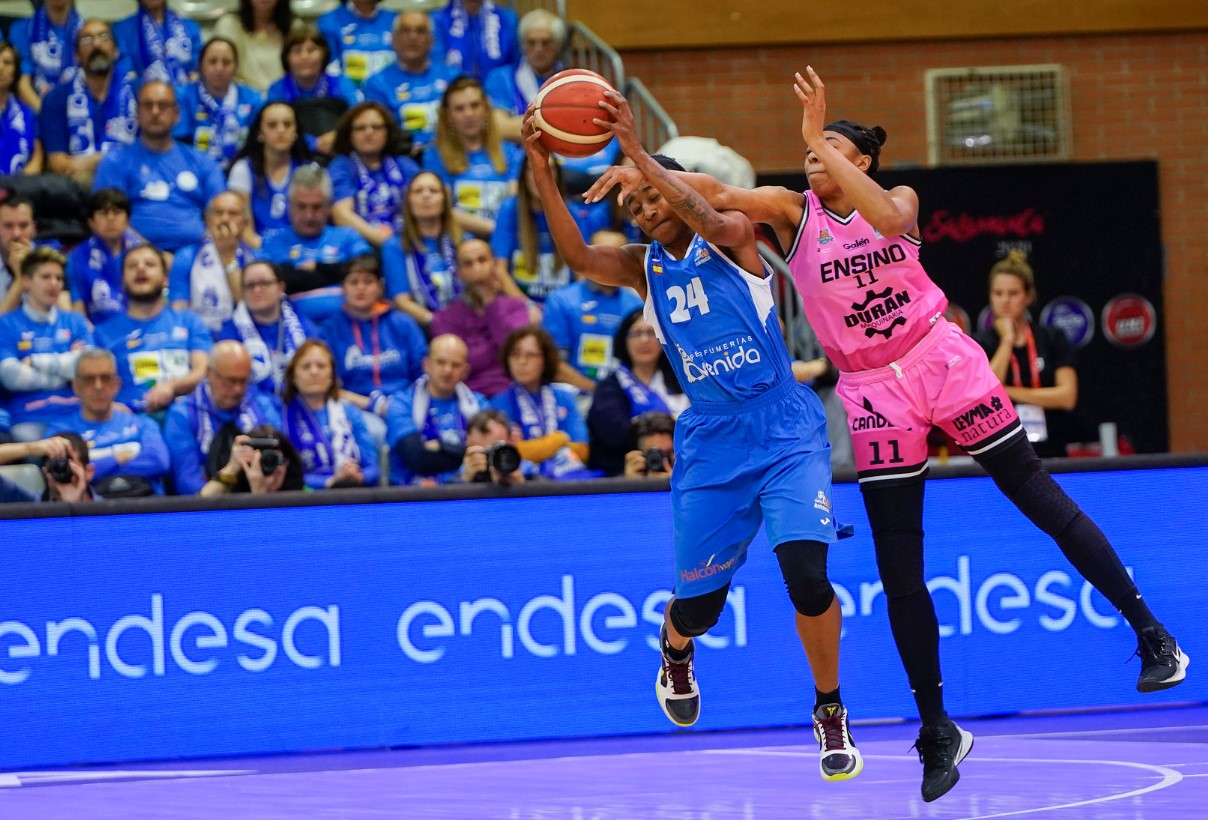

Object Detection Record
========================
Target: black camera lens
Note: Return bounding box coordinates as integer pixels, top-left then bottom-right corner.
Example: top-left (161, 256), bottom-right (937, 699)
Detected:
top-left (46, 456), bottom-right (74, 484)
top-left (643, 448), bottom-right (666, 474)
top-left (259, 448), bottom-right (283, 474)
top-left (485, 442), bottom-right (521, 479)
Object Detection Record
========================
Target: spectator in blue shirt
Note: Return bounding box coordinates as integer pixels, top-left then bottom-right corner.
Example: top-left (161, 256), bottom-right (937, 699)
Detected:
top-left (384, 332), bottom-right (484, 485)
top-left (48, 347), bottom-right (170, 495)
top-left (423, 75), bottom-right (521, 236)
top-left (94, 245), bottom-right (212, 413)
top-left (173, 37), bottom-right (263, 173)
top-left (68, 188), bottom-right (145, 325)
top-left (41, 19), bottom-right (138, 189)
top-left (318, 0), bottom-right (397, 89)
top-left (256, 164), bottom-right (372, 324)
top-left (431, 0), bottom-right (519, 81)
top-left (382, 170), bottom-right (462, 328)
top-left (484, 8), bottom-right (564, 142)
top-left (0, 248), bottom-right (92, 441)
top-left (542, 233), bottom-right (643, 394)
top-left (227, 101), bottom-right (312, 241)
top-left (168, 191), bottom-right (255, 334)
top-left (281, 338), bottom-right (379, 489)
top-left (0, 44), bottom-right (44, 176)
top-left (329, 101), bottom-right (420, 248)
top-left (112, 0), bottom-right (202, 87)
top-left (163, 338), bottom-right (282, 495)
top-left (93, 81), bottom-right (227, 253)
top-left (11, 0), bottom-right (81, 109)
top-left (361, 11), bottom-right (453, 156)
top-left (266, 25), bottom-right (359, 157)
top-left (320, 254), bottom-right (427, 449)
top-left (216, 260), bottom-right (317, 397)
top-left (492, 152), bottom-right (571, 306)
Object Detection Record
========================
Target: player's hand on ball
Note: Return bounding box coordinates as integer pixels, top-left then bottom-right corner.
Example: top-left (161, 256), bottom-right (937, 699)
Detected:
top-left (521, 104), bottom-right (551, 161)
top-left (596, 90), bottom-right (642, 158)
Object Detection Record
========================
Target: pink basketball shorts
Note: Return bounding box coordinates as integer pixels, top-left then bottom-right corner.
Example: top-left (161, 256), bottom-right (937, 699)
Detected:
top-left (835, 317), bottom-right (1024, 484)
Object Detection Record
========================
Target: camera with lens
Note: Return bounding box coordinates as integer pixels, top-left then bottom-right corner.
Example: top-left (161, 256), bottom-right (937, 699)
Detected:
top-left (46, 456), bottom-right (74, 484)
top-left (246, 436), bottom-right (283, 474)
top-left (643, 448), bottom-right (668, 475)
top-left (474, 441), bottom-right (521, 483)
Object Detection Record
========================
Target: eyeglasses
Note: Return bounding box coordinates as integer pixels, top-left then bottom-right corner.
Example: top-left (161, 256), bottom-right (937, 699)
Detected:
top-left (78, 32), bottom-right (114, 47)
top-left (352, 122), bottom-right (386, 133)
top-left (243, 280), bottom-right (280, 291)
top-left (76, 373), bottom-right (117, 385)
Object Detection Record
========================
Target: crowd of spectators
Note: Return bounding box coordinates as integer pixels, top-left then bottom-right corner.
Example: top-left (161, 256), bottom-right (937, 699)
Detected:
top-left (0, 0), bottom-right (733, 503)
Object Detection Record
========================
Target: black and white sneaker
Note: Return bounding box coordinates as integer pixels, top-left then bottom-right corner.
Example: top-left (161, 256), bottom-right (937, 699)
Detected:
top-left (1135, 626), bottom-right (1190, 693)
top-left (655, 625), bottom-right (700, 727)
top-left (812, 703), bottom-right (863, 781)
top-left (914, 720), bottom-right (974, 803)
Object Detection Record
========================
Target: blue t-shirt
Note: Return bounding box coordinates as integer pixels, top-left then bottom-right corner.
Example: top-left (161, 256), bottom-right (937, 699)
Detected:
top-left (112, 9), bottom-right (202, 86)
top-left (318, 4), bottom-right (397, 87)
top-left (215, 307), bottom-right (319, 397)
top-left (542, 280), bottom-right (643, 381)
top-left (328, 153), bottom-right (421, 231)
top-left (490, 382), bottom-right (587, 443)
top-left (431, 2), bottom-right (520, 80)
top-left (47, 408), bottom-right (171, 494)
top-left (422, 141), bottom-right (522, 223)
top-left (95, 307), bottom-right (214, 409)
top-left (265, 73), bottom-right (360, 107)
top-left (0, 96), bottom-right (40, 175)
top-left (385, 381), bottom-right (486, 485)
top-left (0, 306), bottom-right (93, 424)
top-left (360, 61), bottom-right (454, 149)
top-left (320, 308), bottom-right (428, 398)
top-left (40, 69), bottom-right (139, 157)
top-left (167, 240), bottom-right (254, 333)
top-left (67, 231), bottom-right (145, 325)
top-left (644, 235), bottom-right (792, 404)
top-left (93, 140), bottom-right (226, 252)
top-left (172, 82), bottom-right (263, 171)
top-left (483, 62), bottom-right (559, 116)
top-left (228, 157), bottom-right (298, 237)
top-left (256, 226), bottom-right (372, 324)
top-left (490, 196), bottom-right (570, 302)
top-left (381, 234), bottom-right (459, 311)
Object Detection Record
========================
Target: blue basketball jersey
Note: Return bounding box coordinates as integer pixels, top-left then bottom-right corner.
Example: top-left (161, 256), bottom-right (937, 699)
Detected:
top-left (643, 235), bottom-right (793, 404)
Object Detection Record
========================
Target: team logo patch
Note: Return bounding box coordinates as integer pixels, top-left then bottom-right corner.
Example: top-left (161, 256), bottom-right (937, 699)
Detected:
top-left (818, 228), bottom-right (834, 245)
top-left (694, 246), bottom-right (711, 265)
top-left (813, 490), bottom-right (830, 513)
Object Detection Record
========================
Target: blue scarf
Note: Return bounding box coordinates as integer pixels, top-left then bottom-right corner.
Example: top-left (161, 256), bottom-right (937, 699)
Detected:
top-left (231, 299), bottom-right (309, 391)
top-left (614, 365), bottom-right (671, 418)
top-left (410, 375), bottom-right (480, 444)
top-left (0, 96), bottom-right (34, 175)
top-left (66, 69), bottom-right (137, 155)
top-left (445, 0), bottom-right (503, 76)
top-left (79, 230), bottom-right (143, 320)
top-left (407, 234), bottom-right (460, 311)
top-left (279, 72), bottom-right (335, 102)
top-left (510, 383), bottom-right (589, 480)
top-left (195, 83), bottom-right (243, 166)
top-left (138, 5), bottom-right (193, 86)
top-left (285, 397), bottom-right (360, 475)
top-left (189, 379), bottom-right (270, 455)
top-left (28, 5), bottom-right (81, 94)
top-left (352, 153), bottom-right (408, 232)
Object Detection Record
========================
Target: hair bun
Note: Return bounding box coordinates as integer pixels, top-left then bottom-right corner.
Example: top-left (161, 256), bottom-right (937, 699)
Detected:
top-left (1006, 248), bottom-right (1029, 263)
top-left (871, 126), bottom-right (888, 147)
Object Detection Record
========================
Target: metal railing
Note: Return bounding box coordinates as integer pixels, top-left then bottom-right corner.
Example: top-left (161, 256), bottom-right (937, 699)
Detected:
top-left (625, 76), bottom-right (679, 153)
top-left (566, 21), bottom-right (625, 91)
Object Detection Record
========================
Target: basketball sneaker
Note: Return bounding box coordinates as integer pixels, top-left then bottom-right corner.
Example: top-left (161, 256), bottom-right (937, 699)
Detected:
top-left (914, 720), bottom-right (974, 803)
top-left (655, 624), bottom-right (700, 727)
top-left (812, 703), bottom-right (863, 781)
top-left (1135, 626), bottom-right (1190, 693)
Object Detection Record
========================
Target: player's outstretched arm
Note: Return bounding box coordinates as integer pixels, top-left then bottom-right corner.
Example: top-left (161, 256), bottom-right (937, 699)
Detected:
top-left (522, 106), bottom-right (647, 297)
top-left (596, 90), bottom-right (755, 252)
top-left (794, 66), bottom-right (919, 237)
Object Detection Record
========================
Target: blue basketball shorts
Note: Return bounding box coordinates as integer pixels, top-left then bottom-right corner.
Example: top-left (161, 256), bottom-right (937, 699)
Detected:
top-left (670, 378), bottom-right (839, 600)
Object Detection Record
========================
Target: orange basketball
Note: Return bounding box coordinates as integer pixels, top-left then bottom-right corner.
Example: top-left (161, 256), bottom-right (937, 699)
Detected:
top-left (533, 69), bottom-right (616, 159)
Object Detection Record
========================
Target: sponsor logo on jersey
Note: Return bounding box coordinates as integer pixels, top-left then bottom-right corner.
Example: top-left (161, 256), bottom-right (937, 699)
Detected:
top-left (813, 490), bottom-right (830, 513)
top-left (844, 287), bottom-right (912, 335)
top-left (676, 336), bottom-right (763, 383)
top-left (820, 243), bottom-right (907, 283)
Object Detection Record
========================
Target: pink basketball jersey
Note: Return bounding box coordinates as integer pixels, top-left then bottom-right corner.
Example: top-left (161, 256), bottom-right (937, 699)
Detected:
top-left (786, 190), bottom-right (949, 373)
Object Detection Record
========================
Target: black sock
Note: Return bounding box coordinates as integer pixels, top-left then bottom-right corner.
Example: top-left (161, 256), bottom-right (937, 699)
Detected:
top-left (661, 629), bottom-right (692, 661)
top-left (815, 686), bottom-right (842, 710)
top-left (911, 681), bottom-right (948, 727)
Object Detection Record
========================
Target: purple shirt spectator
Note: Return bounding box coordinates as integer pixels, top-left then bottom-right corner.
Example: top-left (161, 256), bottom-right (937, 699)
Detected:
top-left (430, 294), bottom-right (527, 398)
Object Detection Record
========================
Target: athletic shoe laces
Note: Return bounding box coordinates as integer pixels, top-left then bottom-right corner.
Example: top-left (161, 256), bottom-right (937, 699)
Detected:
top-left (1134, 629), bottom-right (1177, 668)
top-left (664, 658), bottom-right (694, 695)
top-left (913, 726), bottom-right (955, 767)
top-left (816, 710), bottom-right (849, 751)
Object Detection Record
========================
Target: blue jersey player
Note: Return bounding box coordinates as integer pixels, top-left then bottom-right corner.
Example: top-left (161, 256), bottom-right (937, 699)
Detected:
top-left (524, 96), bottom-right (862, 783)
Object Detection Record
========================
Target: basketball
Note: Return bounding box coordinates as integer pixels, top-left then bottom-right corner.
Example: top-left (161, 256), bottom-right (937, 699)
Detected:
top-left (533, 69), bottom-right (616, 159)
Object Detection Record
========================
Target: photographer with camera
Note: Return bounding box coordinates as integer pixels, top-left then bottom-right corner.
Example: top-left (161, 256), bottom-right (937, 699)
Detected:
top-left (623, 411), bottom-right (675, 480)
top-left (0, 432), bottom-right (98, 503)
top-left (200, 424), bottom-right (305, 496)
top-left (460, 408), bottom-right (525, 486)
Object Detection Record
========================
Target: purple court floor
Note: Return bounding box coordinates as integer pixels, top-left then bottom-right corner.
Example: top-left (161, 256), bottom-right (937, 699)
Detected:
top-left (4, 704), bottom-right (1207, 819)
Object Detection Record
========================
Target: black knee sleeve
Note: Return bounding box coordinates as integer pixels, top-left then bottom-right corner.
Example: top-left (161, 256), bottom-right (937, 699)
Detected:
top-left (861, 479), bottom-right (928, 599)
top-left (669, 583), bottom-right (730, 638)
top-left (975, 434), bottom-right (1081, 537)
top-left (774, 539), bottom-right (835, 617)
